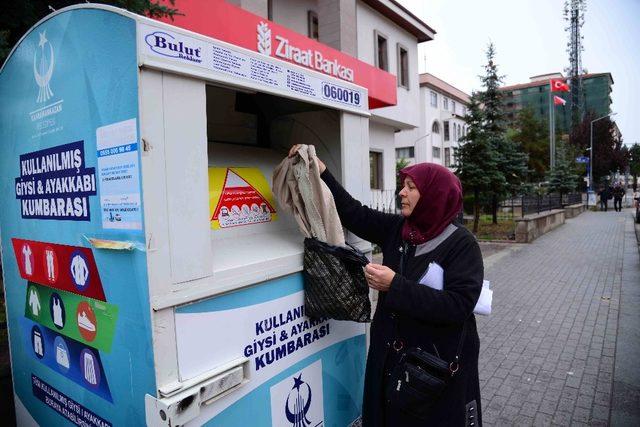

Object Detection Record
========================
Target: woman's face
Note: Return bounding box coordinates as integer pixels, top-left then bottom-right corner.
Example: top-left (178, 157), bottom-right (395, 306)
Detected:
top-left (398, 176), bottom-right (421, 217)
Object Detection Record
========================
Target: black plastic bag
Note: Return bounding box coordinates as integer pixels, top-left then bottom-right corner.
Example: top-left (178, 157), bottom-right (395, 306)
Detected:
top-left (303, 238), bottom-right (371, 322)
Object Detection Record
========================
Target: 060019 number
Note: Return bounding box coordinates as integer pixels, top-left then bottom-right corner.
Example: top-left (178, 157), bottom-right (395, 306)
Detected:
top-left (322, 83), bottom-right (361, 107)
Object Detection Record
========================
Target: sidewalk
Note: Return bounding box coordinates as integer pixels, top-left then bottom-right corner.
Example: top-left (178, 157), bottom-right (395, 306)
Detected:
top-left (477, 209), bottom-right (639, 426)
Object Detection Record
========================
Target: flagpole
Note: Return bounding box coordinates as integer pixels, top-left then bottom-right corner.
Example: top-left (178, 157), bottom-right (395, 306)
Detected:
top-left (552, 97), bottom-right (556, 168)
top-left (549, 81), bottom-right (554, 169)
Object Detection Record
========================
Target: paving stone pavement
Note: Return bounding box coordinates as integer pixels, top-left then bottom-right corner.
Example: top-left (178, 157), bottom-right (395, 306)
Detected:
top-left (477, 209), bottom-right (635, 426)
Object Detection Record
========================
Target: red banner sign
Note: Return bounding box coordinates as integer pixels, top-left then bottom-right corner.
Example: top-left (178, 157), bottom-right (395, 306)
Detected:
top-left (11, 238), bottom-right (106, 301)
top-left (156, 0), bottom-right (397, 108)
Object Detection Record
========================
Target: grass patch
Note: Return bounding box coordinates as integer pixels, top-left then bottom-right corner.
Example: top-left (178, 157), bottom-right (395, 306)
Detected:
top-left (464, 216), bottom-right (516, 241)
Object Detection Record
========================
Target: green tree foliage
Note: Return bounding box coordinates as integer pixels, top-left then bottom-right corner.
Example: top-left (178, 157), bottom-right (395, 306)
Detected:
top-left (569, 112), bottom-right (627, 185)
top-left (478, 43), bottom-right (528, 223)
top-left (629, 143), bottom-right (640, 191)
top-left (395, 157), bottom-right (410, 194)
top-left (509, 107), bottom-right (549, 183)
top-left (455, 93), bottom-right (504, 233)
top-left (546, 142), bottom-right (578, 197)
top-left (0, 0), bottom-right (178, 67)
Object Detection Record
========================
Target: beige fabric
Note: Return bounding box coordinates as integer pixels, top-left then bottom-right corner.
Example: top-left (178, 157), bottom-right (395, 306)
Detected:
top-left (273, 145), bottom-right (346, 246)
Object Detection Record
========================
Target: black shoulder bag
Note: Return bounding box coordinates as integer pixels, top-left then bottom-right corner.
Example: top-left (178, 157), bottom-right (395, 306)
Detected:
top-left (385, 245), bottom-right (468, 419)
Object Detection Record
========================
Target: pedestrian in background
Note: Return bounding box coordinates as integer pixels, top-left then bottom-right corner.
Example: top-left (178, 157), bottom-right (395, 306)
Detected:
top-left (597, 185), bottom-right (609, 212)
top-left (289, 145), bottom-right (484, 427)
top-left (612, 182), bottom-right (624, 212)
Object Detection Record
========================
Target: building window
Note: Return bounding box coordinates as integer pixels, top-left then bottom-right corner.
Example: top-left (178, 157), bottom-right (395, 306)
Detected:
top-left (369, 151), bottom-right (383, 190)
top-left (452, 100), bottom-right (456, 113)
top-left (397, 44), bottom-right (409, 89)
top-left (307, 11), bottom-right (319, 40)
top-left (444, 121), bottom-right (450, 141)
top-left (432, 121), bottom-right (440, 134)
top-left (462, 106), bottom-right (467, 116)
top-left (374, 31), bottom-right (388, 71)
top-left (432, 147), bottom-right (441, 159)
top-left (457, 124), bottom-right (461, 140)
top-left (444, 147), bottom-right (451, 167)
top-left (396, 147), bottom-right (414, 159)
top-left (452, 124), bottom-right (456, 141)
top-left (430, 91), bottom-right (438, 107)
top-left (443, 97), bottom-right (449, 110)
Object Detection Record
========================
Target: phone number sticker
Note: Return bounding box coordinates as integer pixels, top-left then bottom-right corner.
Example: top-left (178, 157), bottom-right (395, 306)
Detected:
top-left (321, 82), bottom-right (363, 108)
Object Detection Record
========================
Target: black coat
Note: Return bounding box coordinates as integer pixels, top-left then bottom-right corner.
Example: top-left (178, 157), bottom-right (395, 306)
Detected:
top-left (322, 171), bottom-right (484, 427)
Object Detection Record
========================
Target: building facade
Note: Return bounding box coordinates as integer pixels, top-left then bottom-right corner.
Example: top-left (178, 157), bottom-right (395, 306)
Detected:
top-left (229, 0), bottom-right (435, 210)
top-left (500, 72), bottom-right (613, 134)
top-left (395, 73), bottom-right (470, 169)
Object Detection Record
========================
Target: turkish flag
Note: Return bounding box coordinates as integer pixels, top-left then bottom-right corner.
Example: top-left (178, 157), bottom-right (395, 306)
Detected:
top-left (550, 79), bottom-right (570, 92)
top-left (554, 96), bottom-right (567, 106)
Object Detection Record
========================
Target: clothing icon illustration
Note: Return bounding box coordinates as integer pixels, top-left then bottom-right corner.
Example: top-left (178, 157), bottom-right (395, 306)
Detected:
top-left (46, 249), bottom-right (55, 279)
top-left (84, 352), bottom-right (96, 384)
top-left (28, 287), bottom-right (41, 316)
top-left (78, 311), bottom-right (95, 332)
top-left (70, 252), bottom-right (89, 290)
top-left (76, 301), bottom-right (97, 341)
top-left (56, 342), bottom-right (69, 369)
top-left (43, 246), bottom-right (58, 283)
top-left (50, 293), bottom-right (65, 329)
top-left (32, 327), bottom-right (44, 358)
top-left (22, 244), bottom-right (34, 276)
top-left (80, 349), bottom-right (100, 387)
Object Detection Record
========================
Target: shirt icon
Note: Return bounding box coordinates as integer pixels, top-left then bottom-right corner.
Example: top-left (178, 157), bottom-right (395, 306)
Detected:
top-left (70, 252), bottom-right (90, 290)
top-left (28, 287), bottom-right (41, 316)
top-left (22, 244), bottom-right (34, 276)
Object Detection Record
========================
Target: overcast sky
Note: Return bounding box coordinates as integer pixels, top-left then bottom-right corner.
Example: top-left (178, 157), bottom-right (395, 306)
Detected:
top-left (396, 0), bottom-right (639, 146)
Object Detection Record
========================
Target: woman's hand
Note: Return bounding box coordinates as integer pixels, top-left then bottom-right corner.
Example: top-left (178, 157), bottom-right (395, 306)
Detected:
top-left (365, 263), bottom-right (396, 292)
top-left (288, 144), bottom-right (326, 173)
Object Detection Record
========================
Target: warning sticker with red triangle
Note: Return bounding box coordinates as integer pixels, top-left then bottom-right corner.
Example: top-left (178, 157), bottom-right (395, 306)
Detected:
top-left (208, 167), bottom-right (277, 229)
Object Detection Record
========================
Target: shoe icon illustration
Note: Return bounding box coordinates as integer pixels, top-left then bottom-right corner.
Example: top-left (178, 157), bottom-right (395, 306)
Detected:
top-left (78, 311), bottom-right (96, 332)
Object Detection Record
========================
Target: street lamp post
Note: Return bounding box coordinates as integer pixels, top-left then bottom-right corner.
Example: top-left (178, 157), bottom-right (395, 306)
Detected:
top-left (589, 112), bottom-right (617, 193)
top-left (411, 132), bottom-right (431, 163)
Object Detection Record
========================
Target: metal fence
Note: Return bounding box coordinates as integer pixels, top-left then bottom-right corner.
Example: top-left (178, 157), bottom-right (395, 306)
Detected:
top-left (370, 189), bottom-right (398, 214)
top-left (501, 193), bottom-right (584, 217)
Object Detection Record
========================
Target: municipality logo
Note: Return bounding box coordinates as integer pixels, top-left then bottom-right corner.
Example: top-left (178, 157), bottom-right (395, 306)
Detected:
top-left (285, 374), bottom-right (313, 427)
top-left (257, 22), bottom-right (272, 56)
top-left (34, 31), bottom-right (54, 103)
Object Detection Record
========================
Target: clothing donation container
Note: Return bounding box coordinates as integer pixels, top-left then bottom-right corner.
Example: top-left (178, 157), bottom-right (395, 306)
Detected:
top-left (0, 2), bottom-right (399, 425)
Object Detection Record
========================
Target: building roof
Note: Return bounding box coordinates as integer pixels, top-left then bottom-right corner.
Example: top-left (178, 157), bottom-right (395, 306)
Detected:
top-left (361, 0), bottom-right (436, 42)
top-left (419, 73), bottom-right (470, 104)
top-left (500, 72), bottom-right (614, 92)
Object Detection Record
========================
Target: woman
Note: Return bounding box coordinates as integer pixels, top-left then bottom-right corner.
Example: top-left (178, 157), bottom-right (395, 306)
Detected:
top-left (289, 146), bottom-right (483, 426)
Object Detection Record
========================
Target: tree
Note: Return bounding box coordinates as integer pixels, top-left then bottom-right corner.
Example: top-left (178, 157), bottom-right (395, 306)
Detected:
top-left (455, 93), bottom-right (504, 233)
top-left (546, 142), bottom-right (578, 198)
top-left (629, 143), bottom-right (640, 191)
top-left (479, 43), bottom-right (528, 223)
top-left (510, 107), bottom-right (549, 183)
top-left (1, 1), bottom-right (179, 67)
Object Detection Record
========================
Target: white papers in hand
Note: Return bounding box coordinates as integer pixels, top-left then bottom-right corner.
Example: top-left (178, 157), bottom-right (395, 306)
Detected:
top-left (474, 280), bottom-right (493, 316)
top-left (419, 264), bottom-right (492, 316)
